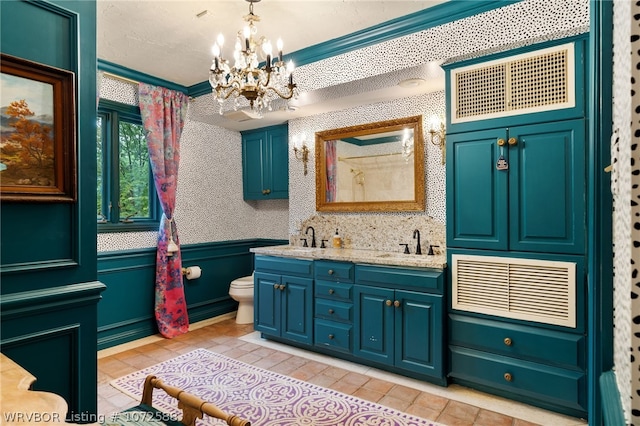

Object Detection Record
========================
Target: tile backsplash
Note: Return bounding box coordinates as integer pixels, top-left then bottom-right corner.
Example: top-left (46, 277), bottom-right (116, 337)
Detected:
top-left (292, 214), bottom-right (445, 255)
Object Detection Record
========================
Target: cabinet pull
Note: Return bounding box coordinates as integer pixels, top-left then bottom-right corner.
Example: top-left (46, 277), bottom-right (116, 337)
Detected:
top-left (504, 337), bottom-right (512, 346)
top-left (328, 309), bottom-right (334, 314)
top-left (385, 300), bottom-right (392, 306)
top-left (394, 300), bottom-right (401, 308)
top-left (328, 334), bottom-right (334, 340)
top-left (504, 372), bottom-right (513, 382)
top-left (508, 137), bottom-right (517, 146)
top-left (497, 138), bottom-right (506, 146)
top-left (328, 289), bottom-right (335, 294)
top-left (278, 284), bottom-right (285, 290)
top-left (328, 269), bottom-right (334, 275)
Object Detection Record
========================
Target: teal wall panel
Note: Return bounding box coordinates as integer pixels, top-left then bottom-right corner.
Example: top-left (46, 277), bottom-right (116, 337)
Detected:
top-left (97, 239), bottom-right (286, 350)
top-left (0, 0), bottom-right (101, 419)
top-left (0, 282), bottom-right (105, 420)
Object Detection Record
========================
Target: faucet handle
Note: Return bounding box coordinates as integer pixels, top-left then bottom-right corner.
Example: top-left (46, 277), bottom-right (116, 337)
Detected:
top-left (300, 238), bottom-right (308, 247)
top-left (428, 245), bottom-right (440, 255)
top-left (399, 243), bottom-right (410, 254)
top-left (321, 239), bottom-right (328, 248)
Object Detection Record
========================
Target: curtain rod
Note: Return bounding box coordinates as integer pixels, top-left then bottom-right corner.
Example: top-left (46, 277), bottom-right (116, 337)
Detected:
top-left (339, 152), bottom-right (404, 161)
top-left (102, 71), bottom-right (139, 86)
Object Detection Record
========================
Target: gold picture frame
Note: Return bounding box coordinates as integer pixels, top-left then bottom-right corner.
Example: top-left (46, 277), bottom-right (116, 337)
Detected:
top-left (0, 53), bottom-right (77, 202)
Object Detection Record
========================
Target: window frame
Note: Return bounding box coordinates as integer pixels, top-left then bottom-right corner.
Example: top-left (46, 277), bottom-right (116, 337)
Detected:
top-left (97, 98), bottom-right (161, 233)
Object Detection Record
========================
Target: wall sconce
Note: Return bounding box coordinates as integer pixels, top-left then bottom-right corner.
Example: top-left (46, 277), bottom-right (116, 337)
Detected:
top-left (428, 119), bottom-right (446, 165)
top-left (292, 134), bottom-right (310, 175)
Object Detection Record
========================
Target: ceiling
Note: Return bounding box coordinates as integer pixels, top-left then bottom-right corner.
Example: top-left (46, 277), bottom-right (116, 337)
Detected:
top-left (97, 0), bottom-right (448, 130)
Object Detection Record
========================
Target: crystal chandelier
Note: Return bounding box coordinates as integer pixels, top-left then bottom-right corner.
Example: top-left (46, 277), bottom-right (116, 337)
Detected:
top-left (209, 0), bottom-right (297, 115)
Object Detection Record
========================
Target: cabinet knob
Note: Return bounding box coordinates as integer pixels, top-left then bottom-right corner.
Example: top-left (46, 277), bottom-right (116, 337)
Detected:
top-left (328, 289), bottom-right (335, 294)
top-left (328, 309), bottom-right (334, 314)
top-left (394, 300), bottom-right (401, 308)
top-left (328, 334), bottom-right (334, 340)
top-left (497, 138), bottom-right (506, 146)
top-left (385, 300), bottom-right (392, 306)
top-left (328, 269), bottom-right (334, 275)
top-left (504, 372), bottom-right (513, 382)
top-left (504, 337), bottom-right (512, 346)
top-left (279, 284), bottom-right (285, 290)
top-left (262, 189), bottom-right (267, 195)
top-left (508, 137), bottom-right (517, 146)
top-left (273, 283), bottom-right (279, 289)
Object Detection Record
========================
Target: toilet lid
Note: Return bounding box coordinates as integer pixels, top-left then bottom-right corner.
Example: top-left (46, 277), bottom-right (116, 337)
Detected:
top-left (231, 277), bottom-right (254, 288)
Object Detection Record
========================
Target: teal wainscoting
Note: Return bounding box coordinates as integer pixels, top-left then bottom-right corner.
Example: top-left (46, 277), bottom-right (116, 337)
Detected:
top-left (599, 371), bottom-right (625, 425)
top-left (0, 282), bottom-right (106, 421)
top-left (97, 239), bottom-right (286, 350)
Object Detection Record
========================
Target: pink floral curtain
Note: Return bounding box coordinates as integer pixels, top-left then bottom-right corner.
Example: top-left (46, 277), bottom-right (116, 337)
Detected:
top-left (139, 83), bottom-right (190, 338)
top-left (325, 140), bottom-right (337, 202)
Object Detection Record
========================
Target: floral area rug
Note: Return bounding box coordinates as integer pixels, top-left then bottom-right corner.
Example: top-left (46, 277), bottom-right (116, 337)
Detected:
top-left (110, 348), bottom-right (441, 426)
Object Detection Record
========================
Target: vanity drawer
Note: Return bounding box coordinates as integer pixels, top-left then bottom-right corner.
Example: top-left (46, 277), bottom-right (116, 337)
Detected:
top-left (255, 255), bottom-right (313, 277)
top-left (315, 261), bottom-right (354, 283)
top-left (355, 264), bottom-right (443, 293)
top-left (449, 346), bottom-right (586, 412)
top-left (449, 314), bottom-right (585, 369)
top-left (315, 299), bottom-right (352, 323)
top-left (315, 319), bottom-right (352, 353)
top-left (315, 280), bottom-right (353, 302)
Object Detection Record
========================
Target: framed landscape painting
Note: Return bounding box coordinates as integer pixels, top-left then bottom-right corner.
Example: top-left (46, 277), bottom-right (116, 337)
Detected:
top-left (0, 53), bottom-right (76, 202)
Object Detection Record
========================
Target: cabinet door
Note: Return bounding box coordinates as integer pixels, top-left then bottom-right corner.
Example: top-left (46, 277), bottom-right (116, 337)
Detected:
top-left (242, 131), bottom-right (268, 199)
top-left (394, 291), bottom-right (444, 379)
top-left (447, 129), bottom-right (508, 250)
top-left (254, 272), bottom-right (281, 335)
top-left (266, 125), bottom-right (289, 199)
top-left (353, 285), bottom-right (394, 365)
top-left (508, 119), bottom-right (585, 254)
top-left (281, 275), bottom-right (313, 344)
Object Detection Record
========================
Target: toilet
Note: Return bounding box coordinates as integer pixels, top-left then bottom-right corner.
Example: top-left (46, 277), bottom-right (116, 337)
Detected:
top-left (228, 273), bottom-right (255, 324)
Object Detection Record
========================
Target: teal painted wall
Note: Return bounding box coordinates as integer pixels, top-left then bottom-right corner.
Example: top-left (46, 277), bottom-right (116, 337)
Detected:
top-left (97, 239), bottom-right (286, 350)
top-left (0, 0), bottom-right (105, 420)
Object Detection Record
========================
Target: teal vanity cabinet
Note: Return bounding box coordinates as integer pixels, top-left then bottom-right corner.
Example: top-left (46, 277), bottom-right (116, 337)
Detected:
top-left (241, 124), bottom-right (289, 200)
top-left (354, 264), bottom-right (445, 384)
top-left (313, 260), bottom-right (355, 354)
top-left (254, 255), bottom-right (313, 345)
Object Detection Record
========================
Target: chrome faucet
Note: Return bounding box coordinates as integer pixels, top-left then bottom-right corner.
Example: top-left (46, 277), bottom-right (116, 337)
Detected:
top-left (305, 226), bottom-right (316, 248)
top-left (413, 229), bottom-right (422, 255)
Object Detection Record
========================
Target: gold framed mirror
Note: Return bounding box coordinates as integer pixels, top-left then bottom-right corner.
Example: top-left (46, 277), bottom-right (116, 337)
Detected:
top-left (315, 115), bottom-right (425, 212)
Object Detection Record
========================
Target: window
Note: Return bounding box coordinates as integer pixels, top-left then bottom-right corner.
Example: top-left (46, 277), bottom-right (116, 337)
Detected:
top-left (97, 99), bottom-right (160, 232)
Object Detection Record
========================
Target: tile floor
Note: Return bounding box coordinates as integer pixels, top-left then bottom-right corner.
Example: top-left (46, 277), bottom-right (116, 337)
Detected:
top-left (97, 314), bottom-right (588, 426)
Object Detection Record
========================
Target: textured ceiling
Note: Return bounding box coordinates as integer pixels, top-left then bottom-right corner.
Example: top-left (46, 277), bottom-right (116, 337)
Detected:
top-left (97, 1), bottom-right (446, 87)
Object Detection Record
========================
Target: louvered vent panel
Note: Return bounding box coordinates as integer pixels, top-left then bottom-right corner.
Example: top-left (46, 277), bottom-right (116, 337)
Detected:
top-left (451, 43), bottom-right (575, 123)
top-left (509, 49), bottom-right (569, 111)
top-left (452, 255), bottom-right (576, 328)
top-left (455, 63), bottom-right (506, 120)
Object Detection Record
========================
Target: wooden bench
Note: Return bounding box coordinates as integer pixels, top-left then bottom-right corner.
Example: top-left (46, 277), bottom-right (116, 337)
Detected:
top-left (105, 375), bottom-right (251, 426)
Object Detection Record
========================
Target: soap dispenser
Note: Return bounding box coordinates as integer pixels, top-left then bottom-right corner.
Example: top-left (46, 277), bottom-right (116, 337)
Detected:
top-left (332, 229), bottom-right (342, 248)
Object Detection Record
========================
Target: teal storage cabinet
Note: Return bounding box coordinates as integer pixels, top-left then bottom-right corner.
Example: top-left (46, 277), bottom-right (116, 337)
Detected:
top-left (444, 35), bottom-right (589, 418)
top-left (241, 124), bottom-right (289, 200)
top-left (354, 264), bottom-right (445, 383)
top-left (254, 256), bottom-right (313, 345)
top-left (447, 119), bottom-right (586, 255)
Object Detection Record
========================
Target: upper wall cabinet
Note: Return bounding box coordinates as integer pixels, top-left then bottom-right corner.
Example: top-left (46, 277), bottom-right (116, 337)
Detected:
top-left (241, 124), bottom-right (289, 200)
top-left (444, 36), bottom-right (586, 134)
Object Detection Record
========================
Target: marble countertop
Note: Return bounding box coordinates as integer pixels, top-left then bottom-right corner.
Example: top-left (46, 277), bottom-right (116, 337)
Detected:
top-left (250, 245), bottom-right (447, 269)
